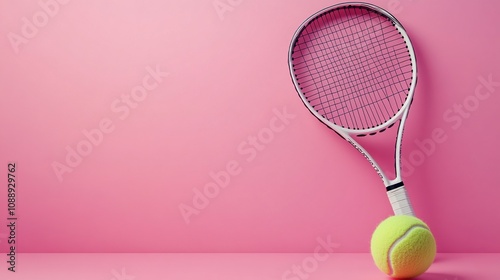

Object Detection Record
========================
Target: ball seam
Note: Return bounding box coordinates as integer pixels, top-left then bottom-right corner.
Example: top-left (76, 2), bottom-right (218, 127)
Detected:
top-left (387, 224), bottom-right (429, 276)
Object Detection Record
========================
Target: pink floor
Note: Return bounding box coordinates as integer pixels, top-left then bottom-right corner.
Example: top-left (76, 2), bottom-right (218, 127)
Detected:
top-left (1, 253), bottom-right (498, 279)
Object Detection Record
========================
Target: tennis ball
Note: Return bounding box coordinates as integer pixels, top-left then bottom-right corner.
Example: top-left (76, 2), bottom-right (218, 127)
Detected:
top-left (371, 215), bottom-right (436, 279)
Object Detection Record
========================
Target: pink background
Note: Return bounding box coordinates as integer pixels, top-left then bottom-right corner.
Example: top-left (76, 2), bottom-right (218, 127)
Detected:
top-left (0, 0), bottom-right (499, 254)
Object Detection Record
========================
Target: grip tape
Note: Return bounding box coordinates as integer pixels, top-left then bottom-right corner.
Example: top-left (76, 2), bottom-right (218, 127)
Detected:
top-left (387, 184), bottom-right (415, 216)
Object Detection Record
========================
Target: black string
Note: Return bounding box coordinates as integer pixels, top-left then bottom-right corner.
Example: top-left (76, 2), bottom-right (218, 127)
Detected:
top-left (292, 6), bottom-right (413, 130)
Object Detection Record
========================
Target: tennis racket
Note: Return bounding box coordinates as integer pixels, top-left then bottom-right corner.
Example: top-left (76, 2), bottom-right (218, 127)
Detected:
top-left (288, 2), bottom-right (417, 216)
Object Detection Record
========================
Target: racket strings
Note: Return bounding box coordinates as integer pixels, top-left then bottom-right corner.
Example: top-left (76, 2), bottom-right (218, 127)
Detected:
top-left (322, 8), bottom-right (405, 127)
top-left (332, 7), bottom-right (408, 126)
top-left (292, 6), bottom-right (413, 130)
top-left (329, 7), bottom-right (408, 125)
top-left (298, 57), bottom-right (411, 99)
top-left (313, 12), bottom-right (403, 127)
top-left (293, 39), bottom-right (409, 74)
top-left (293, 26), bottom-right (406, 70)
top-left (295, 8), bottom-right (388, 45)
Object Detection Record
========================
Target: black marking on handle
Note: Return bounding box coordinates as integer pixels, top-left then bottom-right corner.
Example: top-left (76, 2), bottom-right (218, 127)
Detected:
top-left (386, 181), bottom-right (404, 191)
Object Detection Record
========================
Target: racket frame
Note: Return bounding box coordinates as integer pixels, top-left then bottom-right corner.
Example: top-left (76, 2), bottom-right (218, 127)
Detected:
top-left (288, 2), bottom-right (417, 216)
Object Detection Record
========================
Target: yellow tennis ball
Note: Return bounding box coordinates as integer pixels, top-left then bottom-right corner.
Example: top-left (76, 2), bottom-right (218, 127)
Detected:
top-left (371, 215), bottom-right (436, 279)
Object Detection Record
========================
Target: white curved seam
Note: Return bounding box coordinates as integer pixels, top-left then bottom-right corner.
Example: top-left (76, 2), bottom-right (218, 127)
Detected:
top-left (387, 225), bottom-right (429, 276)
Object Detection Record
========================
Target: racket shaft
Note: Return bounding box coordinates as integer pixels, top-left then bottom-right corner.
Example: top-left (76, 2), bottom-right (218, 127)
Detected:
top-left (387, 185), bottom-right (415, 216)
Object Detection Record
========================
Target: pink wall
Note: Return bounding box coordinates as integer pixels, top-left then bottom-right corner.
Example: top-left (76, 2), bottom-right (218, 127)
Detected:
top-left (0, 0), bottom-right (499, 253)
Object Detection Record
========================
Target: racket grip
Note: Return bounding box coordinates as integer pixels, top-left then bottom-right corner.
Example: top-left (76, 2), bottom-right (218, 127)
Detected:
top-left (387, 184), bottom-right (415, 216)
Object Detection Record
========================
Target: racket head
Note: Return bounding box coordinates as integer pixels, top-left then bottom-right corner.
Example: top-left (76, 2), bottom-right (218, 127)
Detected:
top-left (288, 2), bottom-right (417, 136)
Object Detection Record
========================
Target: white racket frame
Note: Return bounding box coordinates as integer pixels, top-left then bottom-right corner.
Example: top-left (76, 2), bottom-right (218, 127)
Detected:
top-left (288, 2), bottom-right (417, 216)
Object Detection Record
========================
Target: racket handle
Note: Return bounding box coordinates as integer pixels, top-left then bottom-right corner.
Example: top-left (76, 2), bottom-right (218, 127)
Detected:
top-left (387, 183), bottom-right (415, 216)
